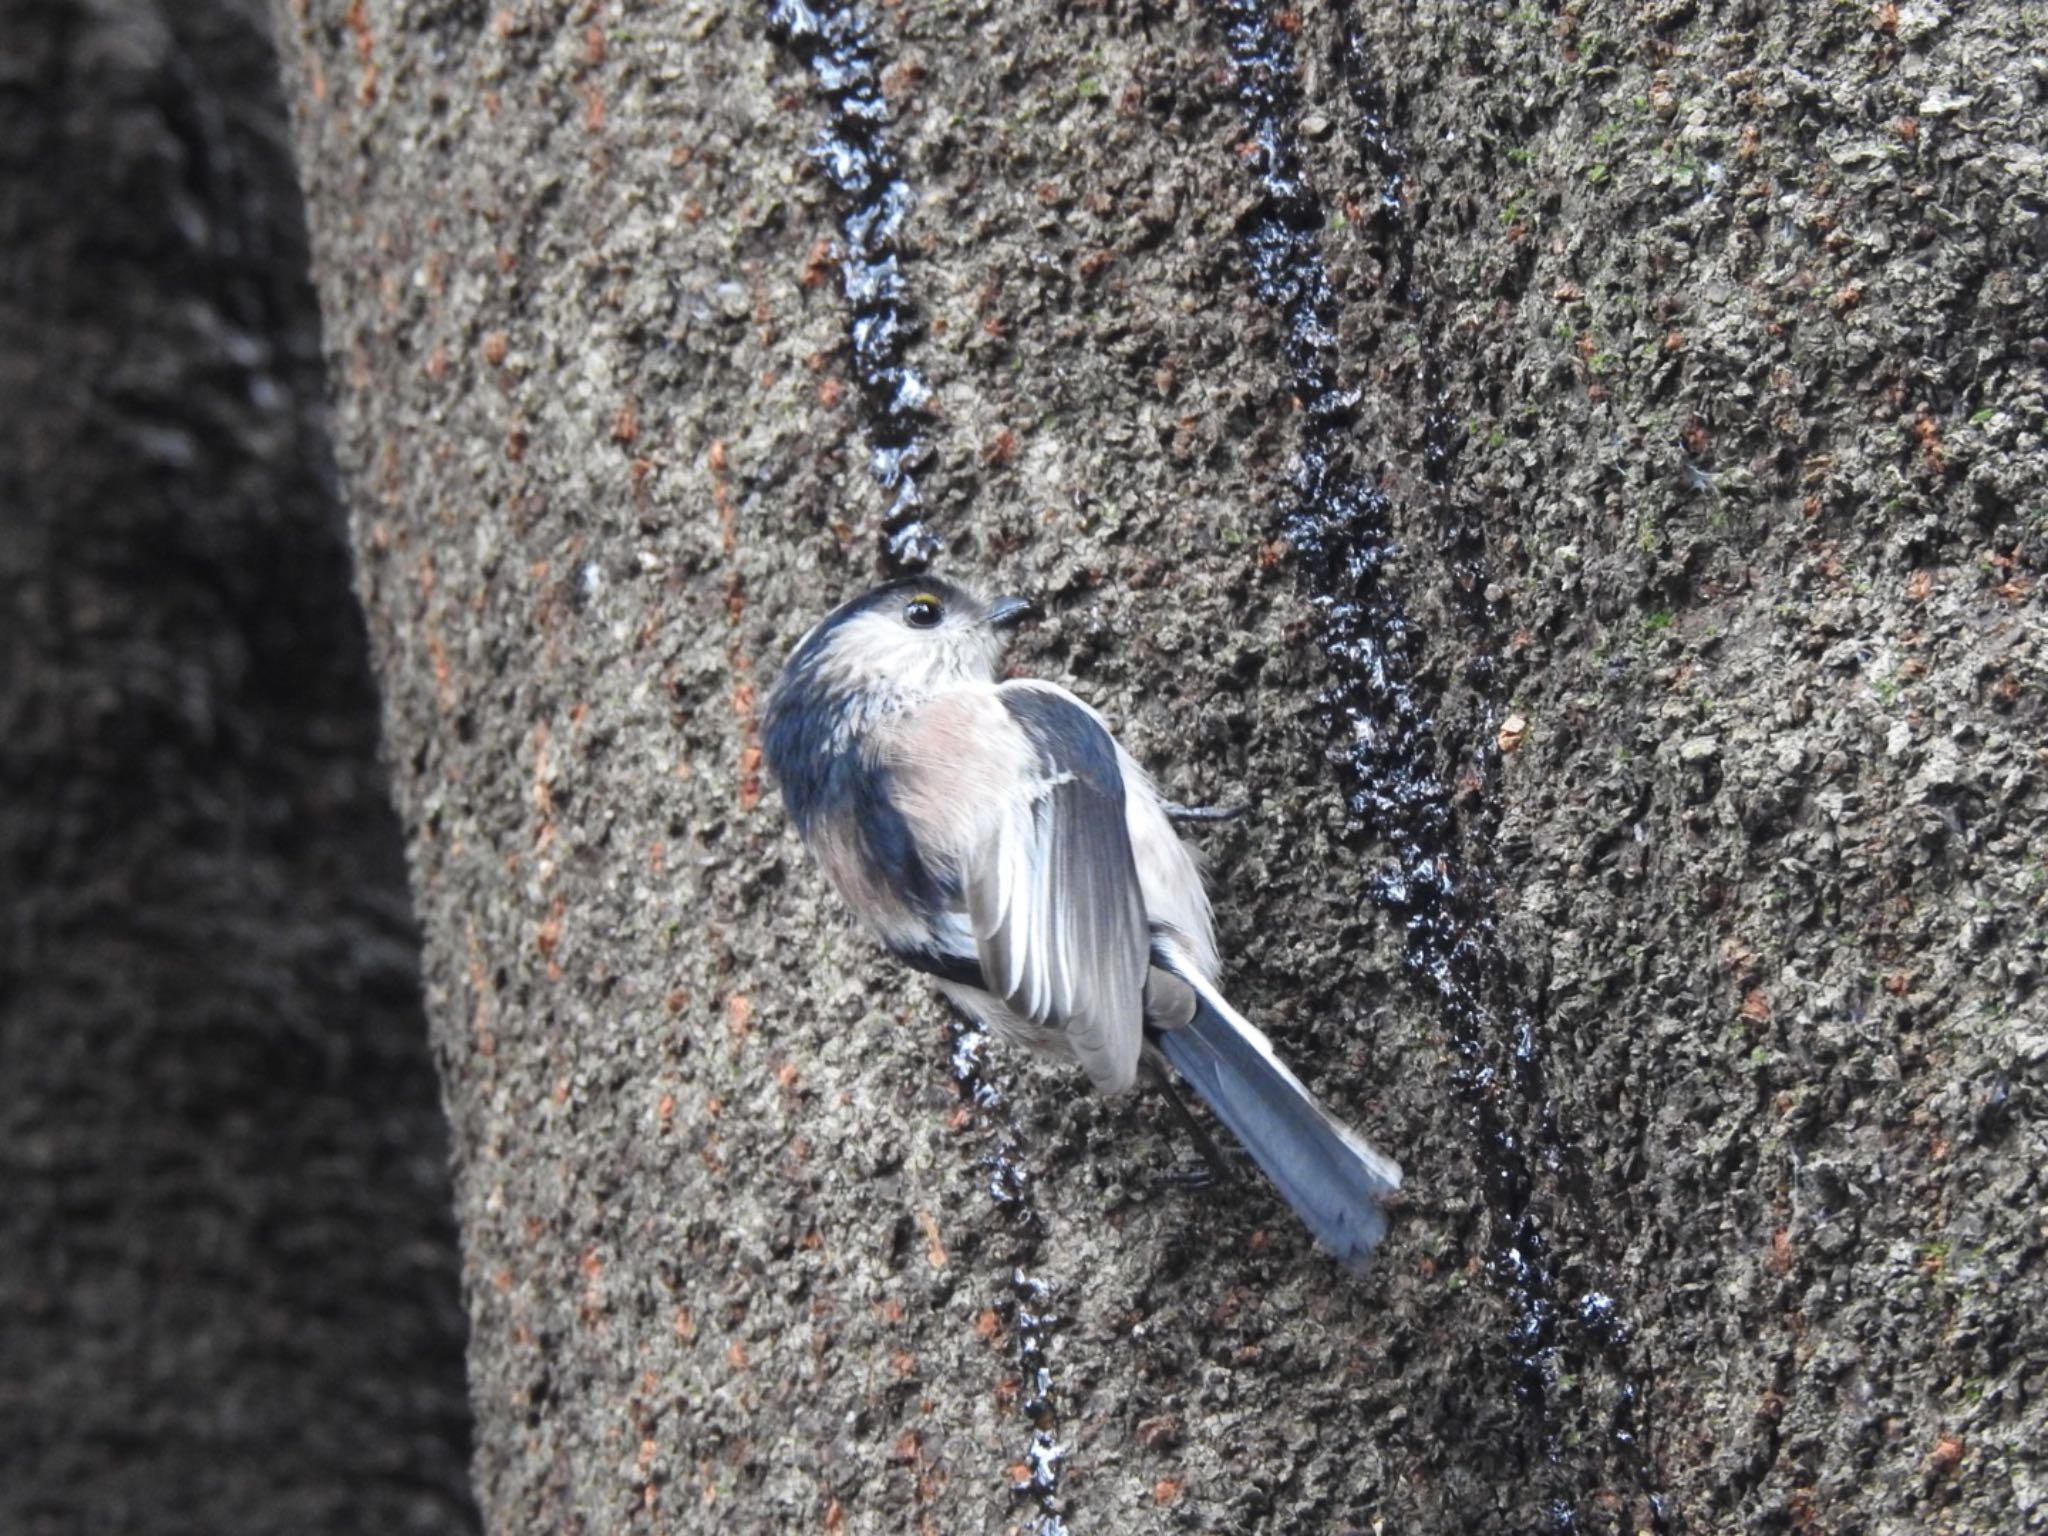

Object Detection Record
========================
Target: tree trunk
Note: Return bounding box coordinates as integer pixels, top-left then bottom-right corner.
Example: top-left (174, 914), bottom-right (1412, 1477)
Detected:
top-left (0, 2), bottom-right (476, 1531)
top-left (272, 0), bottom-right (2046, 1531)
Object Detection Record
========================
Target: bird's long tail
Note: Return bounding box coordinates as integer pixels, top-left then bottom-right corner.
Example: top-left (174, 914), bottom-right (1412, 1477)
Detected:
top-left (1150, 962), bottom-right (1402, 1273)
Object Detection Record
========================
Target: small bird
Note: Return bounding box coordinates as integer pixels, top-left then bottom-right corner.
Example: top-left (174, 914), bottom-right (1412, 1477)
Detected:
top-left (762, 575), bottom-right (1402, 1271)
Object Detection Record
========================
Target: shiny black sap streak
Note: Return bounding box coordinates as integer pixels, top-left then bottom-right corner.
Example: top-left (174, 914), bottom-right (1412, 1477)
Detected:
top-left (770, 9), bottom-right (1067, 1523)
top-left (1332, 22), bottom-right (1473, 581)
top-left (1330, 18), bottom-right (1670, 1530)
top-left (950, 1019), bottom-right (1072, 1536)
top-left (1214, 6), bottom-right (1666, 1532)
top-left (766, 0), bottom-right (941, 573)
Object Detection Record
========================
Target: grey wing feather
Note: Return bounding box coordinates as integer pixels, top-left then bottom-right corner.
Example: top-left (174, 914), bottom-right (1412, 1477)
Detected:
top-left (968, 686), bottom-right (1151, 1094)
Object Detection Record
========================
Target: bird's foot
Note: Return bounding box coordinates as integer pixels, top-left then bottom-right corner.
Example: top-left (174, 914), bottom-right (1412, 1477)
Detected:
top-left (1151, 1076), bottom-right (1242, 1187)
top-left (1154, 1161), bottom-right (1227, 1193)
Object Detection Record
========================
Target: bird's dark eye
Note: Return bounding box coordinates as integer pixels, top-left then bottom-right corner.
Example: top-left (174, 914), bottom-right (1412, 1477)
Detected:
top-left (903, 594), bottom-right (944, 629)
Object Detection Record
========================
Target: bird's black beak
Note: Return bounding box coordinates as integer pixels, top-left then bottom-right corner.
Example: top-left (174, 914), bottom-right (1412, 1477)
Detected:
top-left (984, 595), bottom-right (1039, 631)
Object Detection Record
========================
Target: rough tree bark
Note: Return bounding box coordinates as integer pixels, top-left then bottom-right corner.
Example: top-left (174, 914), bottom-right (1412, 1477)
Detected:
top-left (273, 0), bottom-right (2045, 1532)
top-left (0, 2), bottom-right (476, 1531)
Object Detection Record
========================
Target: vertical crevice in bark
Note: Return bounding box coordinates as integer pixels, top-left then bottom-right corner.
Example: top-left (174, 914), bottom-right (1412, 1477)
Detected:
top-left (1332, 21), bottom-right (1479, 611)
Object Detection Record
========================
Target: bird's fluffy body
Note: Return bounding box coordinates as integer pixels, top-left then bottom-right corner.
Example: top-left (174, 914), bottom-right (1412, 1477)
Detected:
top-left (763, 575), bottom-right (1400, 1270)
top-left (881, 680), bottom-right (1217, 1093)
top-left (765, 576), bottom-right (1213, 1093)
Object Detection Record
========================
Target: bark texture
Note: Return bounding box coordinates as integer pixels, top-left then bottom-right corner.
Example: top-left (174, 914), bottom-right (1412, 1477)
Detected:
top-left (0, 2), bottom-right (476, 1530)
top-left (274, 0), bottom-right (2045, 1531)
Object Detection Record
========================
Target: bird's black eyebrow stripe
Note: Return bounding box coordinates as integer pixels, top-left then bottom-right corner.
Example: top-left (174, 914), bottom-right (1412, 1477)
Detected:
top-left (778, 575), bottom-right (977, 681)
top-left (830, 574), bottom-right (970, 628)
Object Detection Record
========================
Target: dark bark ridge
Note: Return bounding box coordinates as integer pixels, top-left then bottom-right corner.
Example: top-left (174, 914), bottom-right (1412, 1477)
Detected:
top-left (0, 2), bottom-right (477, 1532)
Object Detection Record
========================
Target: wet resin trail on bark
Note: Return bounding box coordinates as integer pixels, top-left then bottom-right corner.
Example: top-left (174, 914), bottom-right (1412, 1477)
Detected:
top-left (767, 0), bottom-right (941, 572)
top-left (949, 1018), bottom-right (1073, 1536)
top-left (1333, 22), bottom-right (1477, 606)
top-left (768, 9), bottom-right (1070, 1526)
top-left (1210, 2), bottom-right (1667, 1527)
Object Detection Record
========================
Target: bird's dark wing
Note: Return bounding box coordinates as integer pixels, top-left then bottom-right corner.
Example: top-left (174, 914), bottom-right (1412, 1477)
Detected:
top-left (968, 683), bottom-right (1151, 1094)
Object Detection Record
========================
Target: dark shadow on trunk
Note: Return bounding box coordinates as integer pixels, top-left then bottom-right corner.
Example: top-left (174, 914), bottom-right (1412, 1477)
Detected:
top-left (0, 2), bottom-right (478, 1530)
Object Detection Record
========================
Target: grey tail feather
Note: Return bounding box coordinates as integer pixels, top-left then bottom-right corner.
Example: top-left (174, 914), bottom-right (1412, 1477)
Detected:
top-left (1151, 968), bottom-right (1402, 1273)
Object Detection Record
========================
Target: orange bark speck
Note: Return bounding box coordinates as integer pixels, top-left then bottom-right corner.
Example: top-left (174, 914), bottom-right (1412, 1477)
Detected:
top-left (916, 1209), bottom-right (948, 1269)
